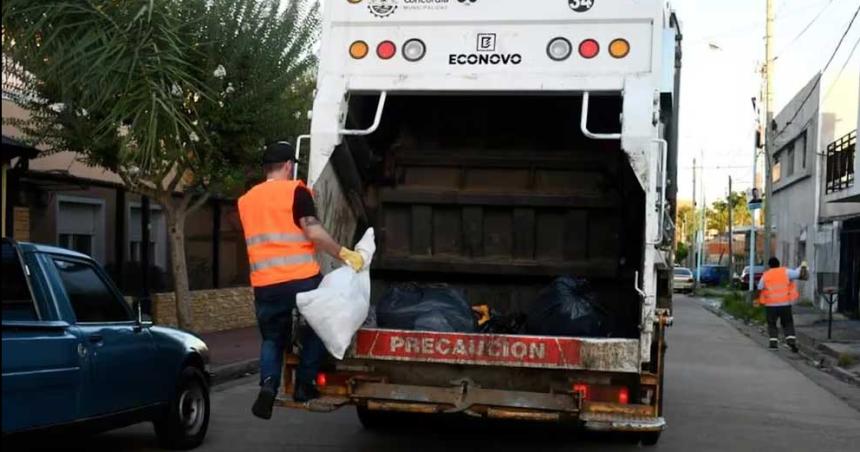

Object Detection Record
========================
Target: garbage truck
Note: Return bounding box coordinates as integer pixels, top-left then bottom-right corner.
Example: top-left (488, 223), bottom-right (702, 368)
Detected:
top-left (281, 0), bottom-right (681, 445)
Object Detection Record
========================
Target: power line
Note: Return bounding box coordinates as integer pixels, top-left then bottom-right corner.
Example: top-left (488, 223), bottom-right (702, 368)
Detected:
top-left (773, 0), bottom-right (835, 61)
top-left (776, 2), bottom-right (860, 135)
top-left (824, 35), bottom-right (860, 99)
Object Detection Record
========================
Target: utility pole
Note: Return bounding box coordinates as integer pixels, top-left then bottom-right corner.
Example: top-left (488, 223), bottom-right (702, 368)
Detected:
top-left (697, 151), bottom-right (705, 283)
top-left (763, 0), bottom-right (775, 263)
top-left (728, 176), bottom-right (734, 281)
top-left (692, 157), bottom-right (697, 268)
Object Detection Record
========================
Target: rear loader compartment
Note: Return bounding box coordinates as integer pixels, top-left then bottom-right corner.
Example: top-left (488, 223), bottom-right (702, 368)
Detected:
top-left (337, 93), bottom-right (647, 339)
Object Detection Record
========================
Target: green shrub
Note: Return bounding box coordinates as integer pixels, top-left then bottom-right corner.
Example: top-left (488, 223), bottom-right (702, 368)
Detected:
top-left (837, 354), bottom-right (858, 368)
top-left (721, 291), bottom-right (766, 324)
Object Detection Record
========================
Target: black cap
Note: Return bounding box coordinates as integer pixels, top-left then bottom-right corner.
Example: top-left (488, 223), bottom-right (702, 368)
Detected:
top-left (262, 141), bottom-right (296, 164)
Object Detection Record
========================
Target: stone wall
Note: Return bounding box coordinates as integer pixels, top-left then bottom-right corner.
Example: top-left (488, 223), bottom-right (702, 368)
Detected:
top-left (152, 287), bottom-right (255, 333)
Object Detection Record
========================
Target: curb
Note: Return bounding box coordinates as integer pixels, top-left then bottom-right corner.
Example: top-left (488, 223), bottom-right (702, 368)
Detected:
top-left (700, 300), bottom-right (860, 387)
top-left (211, 358), bottom-right (259, 386)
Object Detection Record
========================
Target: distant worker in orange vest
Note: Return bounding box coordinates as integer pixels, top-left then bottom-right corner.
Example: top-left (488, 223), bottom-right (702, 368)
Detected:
top-left (238, 142), bottom-right (365, 420)
top-left (757, 257), bottom-right (807, 353)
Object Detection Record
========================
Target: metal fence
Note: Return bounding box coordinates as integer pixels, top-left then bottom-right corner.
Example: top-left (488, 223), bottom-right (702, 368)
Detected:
top-left (825, 130), bottom-right (856, 194)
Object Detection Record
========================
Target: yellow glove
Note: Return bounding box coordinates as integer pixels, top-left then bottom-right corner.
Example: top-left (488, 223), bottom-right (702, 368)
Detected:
top-left (339, 247), bottom-right (365, 272)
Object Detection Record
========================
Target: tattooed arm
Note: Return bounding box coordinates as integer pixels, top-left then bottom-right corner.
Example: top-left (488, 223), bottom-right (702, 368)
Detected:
top-left (299, 216), bottom-right (344, 258)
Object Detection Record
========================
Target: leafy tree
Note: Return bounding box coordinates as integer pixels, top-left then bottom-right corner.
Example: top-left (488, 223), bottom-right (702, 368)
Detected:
top-left (3, 0), bottom-right (320, 330)
top-left (675, 241), bottom-right (689, 264)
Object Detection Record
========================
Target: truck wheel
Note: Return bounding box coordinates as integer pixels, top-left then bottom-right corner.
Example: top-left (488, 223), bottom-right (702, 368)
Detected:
top-left (154, 366), bottom-right (210, 450)
top-left (356, 406), bottom-right (388, 430)
top-left (641, 431), bottom-right (662, 446)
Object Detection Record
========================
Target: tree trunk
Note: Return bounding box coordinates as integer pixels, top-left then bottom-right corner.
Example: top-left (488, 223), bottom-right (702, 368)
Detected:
top-left (165, 206), bottom-right (194, 331)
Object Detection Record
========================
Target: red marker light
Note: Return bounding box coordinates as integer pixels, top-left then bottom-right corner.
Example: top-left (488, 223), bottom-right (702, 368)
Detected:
top-left (573, 383), bottom-right (590, 401)
top-left (377, 41), bottom-right (397, 60)
top-left (579, 39), bottom-right (600, 59)
top-left (315, 372), bottom-right (327, 388)
top-left (618, 387), bottom-right (629, 404)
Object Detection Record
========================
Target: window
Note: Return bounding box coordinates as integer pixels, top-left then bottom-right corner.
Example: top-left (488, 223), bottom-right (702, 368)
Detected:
top-left (785, 145), bottom-right (795, 177)
top-left (129, 240), bottom-right (156, 264)
top-left (53, 259), bottom-right (130, 323)
top-left (57, 198), bottom-right (104, 262)
top-left (800, 133), bottom-right (808, 169)
top-left (59, 233), bottom-right (94, 256)
top-left (1, 241), bottom-right (38, 321)
top-left (772, 153), bottom-right (781, 183)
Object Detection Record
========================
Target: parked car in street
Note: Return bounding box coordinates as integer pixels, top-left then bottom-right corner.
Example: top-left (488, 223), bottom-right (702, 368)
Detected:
top-left (1, 239), bottom-right (211, 449)
top-left (673, 267), bottom-right (695, 293)
top-left (694, 265), bottom-right (731, 287)
top-left (738, 265), bottom-right (766, 289)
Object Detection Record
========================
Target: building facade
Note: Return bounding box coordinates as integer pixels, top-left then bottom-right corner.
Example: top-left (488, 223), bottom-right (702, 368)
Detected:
top-left (2, 98), bottom-right (251, 296)
top-left (771, 76), bottom-right (821, 302)
top-left (771, 72), bottom-right (859, 315)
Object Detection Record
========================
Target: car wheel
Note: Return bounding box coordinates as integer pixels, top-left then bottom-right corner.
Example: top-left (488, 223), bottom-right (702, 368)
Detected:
top-left (154, 366), bottom-right (210, 450)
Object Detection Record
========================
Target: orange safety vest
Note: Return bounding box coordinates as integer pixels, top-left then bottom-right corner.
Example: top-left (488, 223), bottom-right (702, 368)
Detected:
top-left (758, 267), bottom-right (800, 306)
top-left (238, 180), bottom-right (320, 288)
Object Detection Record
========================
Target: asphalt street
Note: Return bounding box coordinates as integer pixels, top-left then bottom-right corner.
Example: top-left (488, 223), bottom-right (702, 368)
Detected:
top-left (11, 296), bottom-right (860, 451)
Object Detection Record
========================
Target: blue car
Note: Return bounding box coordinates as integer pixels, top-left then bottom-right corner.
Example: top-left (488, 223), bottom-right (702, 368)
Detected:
top-left (694, 265), bottom-right (731, 287)
top-left (2, 239), bottom-right (211, 449)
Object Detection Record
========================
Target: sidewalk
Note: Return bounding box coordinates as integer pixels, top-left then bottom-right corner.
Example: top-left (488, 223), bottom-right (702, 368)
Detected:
top-left (199, 326), bottom-right (261, 385)
top-left (793, 304), bottom-right (860, 381)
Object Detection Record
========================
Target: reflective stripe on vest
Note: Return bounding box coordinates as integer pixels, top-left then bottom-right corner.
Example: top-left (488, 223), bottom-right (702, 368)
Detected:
top-left (238, 180), bottom-right (320, 287)
top-left (759, 268), bottom-right (799, 306)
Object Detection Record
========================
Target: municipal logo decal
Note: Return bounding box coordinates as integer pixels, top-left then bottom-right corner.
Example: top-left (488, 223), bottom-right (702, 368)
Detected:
top-left (368, 0), bottom-right (398, 18)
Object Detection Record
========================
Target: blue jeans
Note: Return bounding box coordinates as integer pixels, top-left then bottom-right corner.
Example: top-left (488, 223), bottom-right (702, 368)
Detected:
top-left (254, 274), bottom-right (326, 390)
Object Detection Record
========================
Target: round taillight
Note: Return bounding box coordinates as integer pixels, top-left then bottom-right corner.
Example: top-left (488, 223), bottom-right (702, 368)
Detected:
top-left (609, 38), bottom-right (630, 59)
top-left (579, 39), bottom-right (600, 59)
top-left (349, 40), bottom-right (369, 59)
top-left (402, 38), bottom-right (426, 62)
top-left (377, 40), bottom-right (397, 60)
top-left (547, 37), bottom-right (573, 61)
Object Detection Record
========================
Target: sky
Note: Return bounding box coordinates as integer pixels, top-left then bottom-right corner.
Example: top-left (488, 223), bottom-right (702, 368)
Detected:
top-left (672, 0), bottom-right (860, 204)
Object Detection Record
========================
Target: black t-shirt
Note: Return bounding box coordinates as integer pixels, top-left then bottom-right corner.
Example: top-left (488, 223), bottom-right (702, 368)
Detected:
top-left (293, 186), bottom-right (317, 228)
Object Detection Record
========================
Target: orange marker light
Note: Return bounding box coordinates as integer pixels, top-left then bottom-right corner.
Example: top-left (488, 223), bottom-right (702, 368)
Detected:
top-left (349, 40), bottom-right (369, 59)
top-left (609, 39), bottom-right (630, 59)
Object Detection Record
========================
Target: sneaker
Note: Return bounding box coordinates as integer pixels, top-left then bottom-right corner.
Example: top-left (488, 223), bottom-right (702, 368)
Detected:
top-left (787, 339), bottom-right (799, 354)
top-left (768, 340), bottom-right (779, 351)
top-left (293, 382), bottom-right (320, 403)
top-left (252, 378), bottom-right (278, 420)
top-left (252, 388), bottom-right (276, 419)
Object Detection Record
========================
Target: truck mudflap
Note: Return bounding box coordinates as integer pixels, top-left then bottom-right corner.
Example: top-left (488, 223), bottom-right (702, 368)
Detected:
top-left (352, 328), bottom-right (640, 373)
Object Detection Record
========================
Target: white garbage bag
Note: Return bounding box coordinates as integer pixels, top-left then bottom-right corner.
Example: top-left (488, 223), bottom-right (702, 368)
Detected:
top-left (296, 228), bottom-right (375, 360)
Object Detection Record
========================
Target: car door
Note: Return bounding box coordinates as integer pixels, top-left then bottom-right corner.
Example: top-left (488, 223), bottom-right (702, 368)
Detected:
top-left (49, 256), bottom-right (159, 417)
top-left (1, 240), bottom-right (84, 432)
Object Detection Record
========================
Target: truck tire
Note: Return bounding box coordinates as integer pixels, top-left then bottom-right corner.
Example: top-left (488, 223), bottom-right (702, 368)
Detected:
top-left (154, 366), bottom-right (210, 450)
top-left (641, 431), bottom-right (662, 446)
top-left (356, 406), bottom-right (389, 430)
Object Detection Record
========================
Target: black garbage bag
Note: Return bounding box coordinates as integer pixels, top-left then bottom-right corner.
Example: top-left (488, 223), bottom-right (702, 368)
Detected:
top-left (524, 277), bottom-right (610, 337)
top-left (376, 284), bottom-right (477, 333)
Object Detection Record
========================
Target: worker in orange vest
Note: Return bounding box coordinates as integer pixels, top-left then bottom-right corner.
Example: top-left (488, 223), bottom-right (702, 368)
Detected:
top-left (757, 257), bottom-right (806, 353)
top-left (238, 142), bottom-right (365, 420)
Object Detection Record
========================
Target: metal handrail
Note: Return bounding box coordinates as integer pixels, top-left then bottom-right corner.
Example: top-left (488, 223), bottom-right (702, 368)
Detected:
top-left (294, 134), bottom-right (310, 180)
top-left (340, 91), bottom-right (388, 136)
top-left (580, 92), bottom-right (622, 140)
